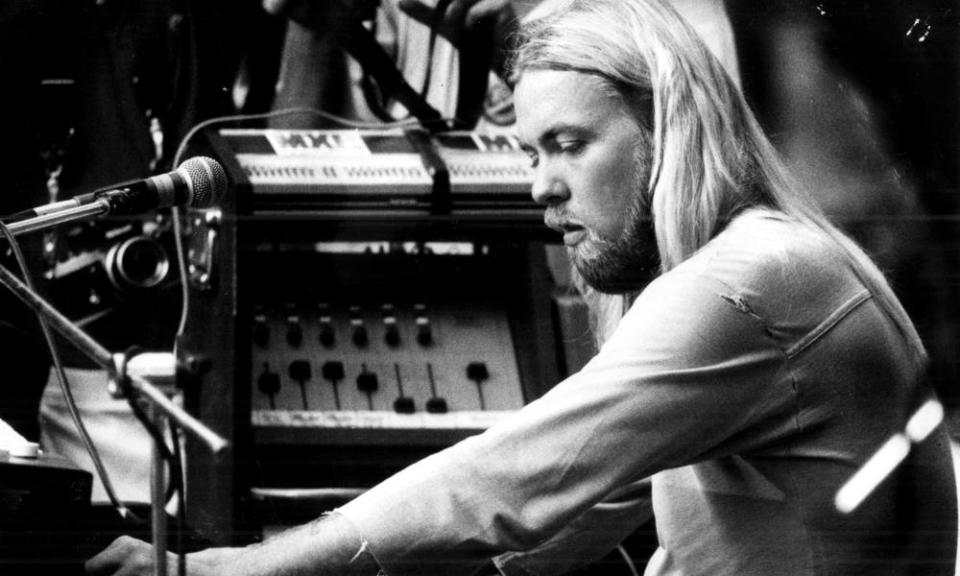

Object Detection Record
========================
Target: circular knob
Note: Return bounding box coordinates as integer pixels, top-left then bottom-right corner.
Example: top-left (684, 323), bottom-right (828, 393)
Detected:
top-left (352, 325), bottom-right (369, 348)
top-left (416, 325), bottom-right (433, 347)
top-left (385, 325), bottom-right (401, 348)
top-left (319, 324), bottom-right (335, 348)
top-left (286, 323), bottom-right (303, 348)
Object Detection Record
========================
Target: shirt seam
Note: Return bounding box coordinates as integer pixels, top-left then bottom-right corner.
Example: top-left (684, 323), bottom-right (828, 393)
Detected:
top-left (784, 289), bottom-right (872, 359)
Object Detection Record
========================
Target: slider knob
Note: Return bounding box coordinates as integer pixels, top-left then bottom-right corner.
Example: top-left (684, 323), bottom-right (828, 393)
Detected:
top-left (466, 362), bottom-right (490, 382)
top-left (426, 397), bottom-right (448, 414)
top-left (257, 364), bottom-right (281, 397)
top-left (357, 371), bottom-right (379, 394)
top-left (322, 361), bottom-right (345, 382)
top-left (289, 359), bottom-right (313, 410)
top-left (393, 396), bottom-right (416, 414)
top-left (289, 359), bottom-right (312, 382)
top-left (466, 362), bottom-right (490, 411)
top-left (322, 361), bottom-right (346, 410)
top-left (257, 363), bottom-right (281, 409)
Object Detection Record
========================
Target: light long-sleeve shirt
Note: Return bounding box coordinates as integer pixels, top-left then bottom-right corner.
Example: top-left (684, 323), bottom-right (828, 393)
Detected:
top-left (338, 208), bottom-right (957, 575)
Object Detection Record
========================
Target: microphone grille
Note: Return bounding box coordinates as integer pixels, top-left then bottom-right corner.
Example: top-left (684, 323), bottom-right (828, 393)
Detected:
top-left (178, 156), bottom-right (228, 208)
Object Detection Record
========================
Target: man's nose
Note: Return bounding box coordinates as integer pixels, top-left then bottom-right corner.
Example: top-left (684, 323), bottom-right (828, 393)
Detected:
top-left (530, 164), bottom-right (569, 205)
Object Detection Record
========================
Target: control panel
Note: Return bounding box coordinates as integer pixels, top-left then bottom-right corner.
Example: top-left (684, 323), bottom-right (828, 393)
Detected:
top-left (249, 297), bottom-right (524, 434)
top-left (214, 238), bottom-right (562, 496)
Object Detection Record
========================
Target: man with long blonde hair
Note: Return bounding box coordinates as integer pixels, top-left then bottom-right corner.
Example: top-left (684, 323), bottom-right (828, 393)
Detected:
top-left (87, 1), bottom-right (957, 574)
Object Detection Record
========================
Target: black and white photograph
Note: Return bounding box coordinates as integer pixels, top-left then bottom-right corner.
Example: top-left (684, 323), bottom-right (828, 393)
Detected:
top-left (1, 1), bottom-right (959, 574)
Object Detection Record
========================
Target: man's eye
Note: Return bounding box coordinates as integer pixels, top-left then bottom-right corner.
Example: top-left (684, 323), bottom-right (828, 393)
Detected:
top-left (559, 141), bottom-right (584, 154)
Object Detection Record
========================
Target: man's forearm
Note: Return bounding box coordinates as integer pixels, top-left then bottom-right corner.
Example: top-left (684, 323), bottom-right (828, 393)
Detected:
top-left (201, 512), bottom-right (378, 576)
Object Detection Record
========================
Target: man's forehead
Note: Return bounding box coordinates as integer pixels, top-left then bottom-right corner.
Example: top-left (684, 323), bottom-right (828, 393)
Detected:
top-left (515, 70), bottom-right (613, 140)
top-left (516, 70), bottom-right (635, 146)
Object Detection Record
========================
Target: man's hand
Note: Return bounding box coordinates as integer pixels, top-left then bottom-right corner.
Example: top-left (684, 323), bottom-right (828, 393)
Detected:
top-left (84, 536), bottom-right (231, 576)
top-left (84, 514), bottom-right (376, 576)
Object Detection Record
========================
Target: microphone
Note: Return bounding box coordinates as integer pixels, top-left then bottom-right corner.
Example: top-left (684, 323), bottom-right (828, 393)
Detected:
top-left (96, 156), bottom-right (227, 215)
top-left (9, 157), bottom-right (228, 220)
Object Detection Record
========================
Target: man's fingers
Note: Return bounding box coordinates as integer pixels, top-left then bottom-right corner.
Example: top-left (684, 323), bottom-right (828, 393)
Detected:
top-left (85, 536), bottom-right (151, 576)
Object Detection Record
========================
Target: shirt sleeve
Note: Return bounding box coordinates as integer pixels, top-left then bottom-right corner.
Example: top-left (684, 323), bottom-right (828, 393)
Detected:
top-left (336, 271), bottom-right (794, 576)
top-left (493, 478), bottom-right (654, 576)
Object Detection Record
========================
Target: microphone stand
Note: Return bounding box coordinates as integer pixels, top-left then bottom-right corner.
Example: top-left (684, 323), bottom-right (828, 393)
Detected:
top-left (3, 197), bottom-right (112, 236)
top-left (0, 256), bottom-right (227, 576)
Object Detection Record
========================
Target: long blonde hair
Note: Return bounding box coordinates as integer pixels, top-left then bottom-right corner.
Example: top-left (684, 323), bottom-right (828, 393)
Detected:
top-left (513, 0), bottom-right (925, 362)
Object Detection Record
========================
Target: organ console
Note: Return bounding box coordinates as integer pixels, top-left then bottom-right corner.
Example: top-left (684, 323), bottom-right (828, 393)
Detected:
top-left (176, 128), bottom-right (591, 544)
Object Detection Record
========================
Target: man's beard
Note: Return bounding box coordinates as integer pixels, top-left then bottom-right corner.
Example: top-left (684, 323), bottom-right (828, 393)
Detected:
top-left (569, 197), bottom-right (659, 293)
top-left (570, 142), bottom-right (659, 294)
